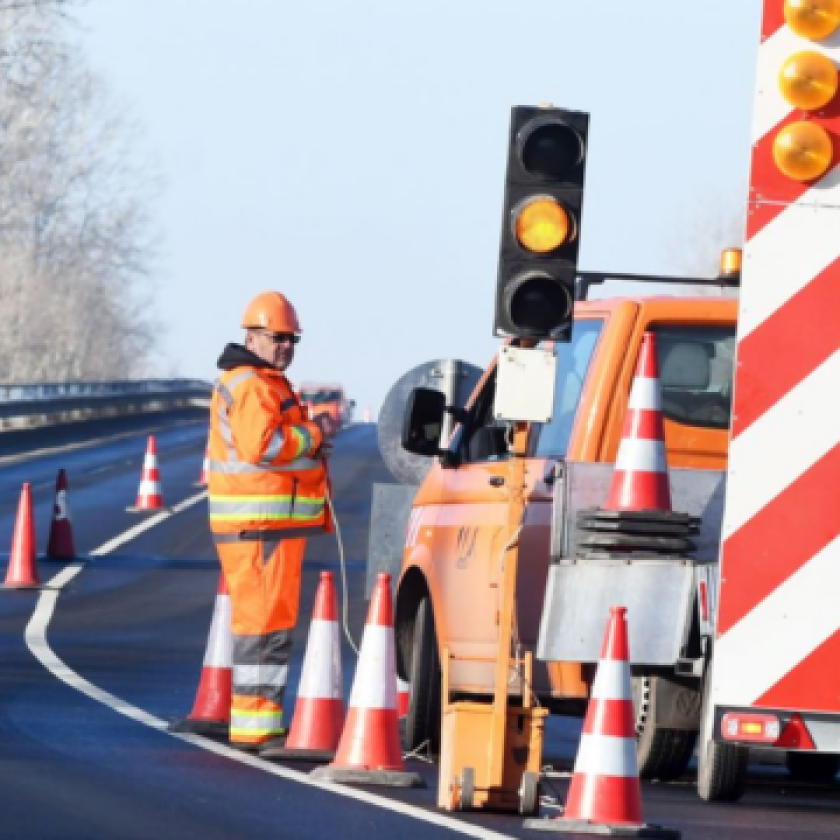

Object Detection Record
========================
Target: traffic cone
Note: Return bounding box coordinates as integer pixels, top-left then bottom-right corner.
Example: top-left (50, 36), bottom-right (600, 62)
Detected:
top-left (397, 675), bottom-right (410, 718)
top-left (262, 571), bottom-right (344, 762)
top-left (311, 573), bottom-right (423, 788)
top-left (46, 469), bottom-right (76, 560)
top-left (524, 607), bottom-right (677, 837)
top-left (196, 444), bottom-right (209, 487)
top-left (3, 483), bottom-right (41, 589)
top-left (606, 333), bottom-right (671, 512)
top-left (169, 572), bottom-right (232, 737)
top-left (127, 435), bottom-right (165, 511)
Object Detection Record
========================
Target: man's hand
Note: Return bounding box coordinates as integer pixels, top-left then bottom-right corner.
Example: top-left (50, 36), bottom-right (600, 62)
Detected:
top-left (312, 414), bottom-right (335, 458)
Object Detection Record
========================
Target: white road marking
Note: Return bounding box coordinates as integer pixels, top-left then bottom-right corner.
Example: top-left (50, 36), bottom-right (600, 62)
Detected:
top-left (25, 491), bottom-right (517, 840)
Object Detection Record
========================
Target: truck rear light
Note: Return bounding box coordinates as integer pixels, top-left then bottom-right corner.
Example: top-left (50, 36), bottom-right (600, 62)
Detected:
top-left (721, 712), bottom-right (780, 743)
top-left (775, 713), bottom-right (816, 750)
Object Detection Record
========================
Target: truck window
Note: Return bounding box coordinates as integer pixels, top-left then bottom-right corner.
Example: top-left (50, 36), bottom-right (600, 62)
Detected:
top-left (533, 320), bottom-right (603, 460)
top-left (452, 372), bottom-right (512, 465)
top-left (301, 389), bottom-right (343, 404)
top-left (651, 325), bottom-right (736, 431)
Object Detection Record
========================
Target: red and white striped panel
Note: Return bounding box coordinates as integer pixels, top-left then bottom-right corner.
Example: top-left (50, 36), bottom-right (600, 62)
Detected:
top-left (713, 2), bottom-right (840, 714)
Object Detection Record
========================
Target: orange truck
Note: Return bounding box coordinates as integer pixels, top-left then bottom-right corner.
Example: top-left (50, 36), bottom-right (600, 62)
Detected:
top-left (298, 383), bottom-right (354, 437)
top-left (390, 290), bottom-right (738, 784)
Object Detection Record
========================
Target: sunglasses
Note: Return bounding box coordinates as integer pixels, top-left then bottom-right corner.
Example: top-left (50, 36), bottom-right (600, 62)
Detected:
top-left (256, 331), bottom-right (300, 345)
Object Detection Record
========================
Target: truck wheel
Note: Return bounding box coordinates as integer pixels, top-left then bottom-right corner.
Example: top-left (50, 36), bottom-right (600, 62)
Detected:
top-left (786, 752), bottom-right (840, 783)
top-left (697, 735), bottom-right (748, 802)
top-left (633, 676), bottom-right (697, 781)
top-left (696, 674), bottom-right (748, 802)
top-left (402, 596), bottom-right (441, 755)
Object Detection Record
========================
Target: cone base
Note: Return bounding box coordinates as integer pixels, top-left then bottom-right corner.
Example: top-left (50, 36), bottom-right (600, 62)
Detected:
top-left (1, 582), bottom-right (43, 590)
top-left (44, 553), bottom-right (78, 562)
top-left (261, 745), bottom-right (335, 763)
top-left (46, 547), bottom-right (76, 560)
top-left (523, 818), bottom-right (680, 838)
top-left (168, 717), bottom-right (229, 737)
top-left (310, 765), bottom-right (425, 788)
top-left (126, 505), bottom-right (168, 514)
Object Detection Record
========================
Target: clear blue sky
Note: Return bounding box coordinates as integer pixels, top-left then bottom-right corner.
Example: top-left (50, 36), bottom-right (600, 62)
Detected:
top-left (77, 0), bottom-right (762, 415)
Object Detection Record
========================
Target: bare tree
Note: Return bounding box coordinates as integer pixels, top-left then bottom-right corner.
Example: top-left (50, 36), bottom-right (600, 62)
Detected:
top-left (0, 0), bottom-right (159, 381)
top-left (665, 191), bottom-right (746, 296)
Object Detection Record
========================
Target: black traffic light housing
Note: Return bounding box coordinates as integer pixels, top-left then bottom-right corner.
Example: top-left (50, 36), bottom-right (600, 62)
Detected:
top-left (494, 105), bottom-right (589, 342)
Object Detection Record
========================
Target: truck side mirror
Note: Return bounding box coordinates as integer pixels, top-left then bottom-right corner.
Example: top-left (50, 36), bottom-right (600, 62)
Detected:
top-left (402, 387), bottom-right (446, 456)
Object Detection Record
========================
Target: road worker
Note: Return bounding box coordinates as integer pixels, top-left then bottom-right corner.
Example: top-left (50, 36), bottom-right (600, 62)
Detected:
top-left (207, 291), bottom-right (330, 752)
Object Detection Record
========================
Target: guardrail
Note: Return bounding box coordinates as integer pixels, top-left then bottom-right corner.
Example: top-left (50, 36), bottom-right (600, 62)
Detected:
top-left (0, 379), bottom-right (212, 430)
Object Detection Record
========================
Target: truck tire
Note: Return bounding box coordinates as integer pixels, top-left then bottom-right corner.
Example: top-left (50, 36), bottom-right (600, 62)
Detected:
top-left (633, 675), bottom-right (697, 781)
top-left (697, 735), bottom-right (748, 802)
top-left (402, 596), bottom-right (441, 755)
top-left (697, 674), bottom-right (748, 802)
top-left (786, 751), bottom-right (840, 783)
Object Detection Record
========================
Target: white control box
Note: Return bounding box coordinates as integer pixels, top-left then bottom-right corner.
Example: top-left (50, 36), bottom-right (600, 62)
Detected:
top-left (493, 345), bottom-right (556, 424)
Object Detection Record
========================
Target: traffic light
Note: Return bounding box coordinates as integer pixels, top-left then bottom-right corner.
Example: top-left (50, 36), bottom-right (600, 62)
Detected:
top-left (494, 105), bottom-right (589, 342)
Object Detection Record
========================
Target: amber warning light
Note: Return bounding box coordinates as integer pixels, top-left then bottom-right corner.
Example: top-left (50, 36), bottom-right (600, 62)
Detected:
top-left (719, 249), bottom-right (742, 282)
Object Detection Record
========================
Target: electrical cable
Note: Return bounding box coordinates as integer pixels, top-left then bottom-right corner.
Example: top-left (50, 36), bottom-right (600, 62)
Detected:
top-left (325, 483), bottom-right (359, 655)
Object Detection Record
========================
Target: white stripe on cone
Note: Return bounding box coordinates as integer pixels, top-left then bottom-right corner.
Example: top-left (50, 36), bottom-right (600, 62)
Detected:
top-left (138, 480), bottom-right (163, 496)
top-left (590, 659), bottom-right (633, 702)
top-left (626, 377), bottom-right (662, 411)
top-left (348, 625), bottom-right (397, 710)
top-left (614, 438), bottom-right (668, 473)
top-left (204, 592), bottom-right (232, 667)
top-left (572, 733), bottom-right (639, 777)
top-left (297, 618), bottom-right (342, 699)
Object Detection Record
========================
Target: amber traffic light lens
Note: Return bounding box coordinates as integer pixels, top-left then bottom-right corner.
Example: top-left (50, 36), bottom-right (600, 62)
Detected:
top-left (773, 121), bottom-right (834, 180)
top-left (518, 118), bottom-right (584, 180)
top-left (779, 51), bottom-right (839, 110)
top-left (506, 271), bottom-right (573, 336)
top-left (514, 197), bottom-right (573, 253)
top-left (784, 0), bottom-right (840, 40)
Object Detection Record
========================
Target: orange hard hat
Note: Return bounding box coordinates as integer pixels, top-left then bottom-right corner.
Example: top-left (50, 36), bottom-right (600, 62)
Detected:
top-left (241, 292), bottom-right (301, 333)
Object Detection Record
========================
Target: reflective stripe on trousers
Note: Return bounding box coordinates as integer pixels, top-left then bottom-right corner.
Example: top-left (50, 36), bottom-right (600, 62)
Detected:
top-left (230, 701), bottom-right (286, 742)
top-left (232, 630), bottom-right (292, 705)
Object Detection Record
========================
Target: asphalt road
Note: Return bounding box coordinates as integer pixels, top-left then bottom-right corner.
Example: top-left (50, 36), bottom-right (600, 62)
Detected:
top-left (0, 411), bottom-right (838, 840)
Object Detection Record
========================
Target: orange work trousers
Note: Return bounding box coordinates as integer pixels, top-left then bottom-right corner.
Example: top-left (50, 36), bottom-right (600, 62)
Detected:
top-left (216, 535), bottom-right (306, 746)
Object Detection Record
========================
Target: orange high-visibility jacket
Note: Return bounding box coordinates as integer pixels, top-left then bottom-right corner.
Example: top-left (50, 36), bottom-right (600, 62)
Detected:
top-left (208, 348), bottom-right (327, 537)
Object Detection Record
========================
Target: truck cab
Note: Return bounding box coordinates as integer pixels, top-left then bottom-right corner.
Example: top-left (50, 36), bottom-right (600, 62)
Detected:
top-left (299, 383), bottom-right (355, 437)
top-left (395, 295), bottom-right (737, 773)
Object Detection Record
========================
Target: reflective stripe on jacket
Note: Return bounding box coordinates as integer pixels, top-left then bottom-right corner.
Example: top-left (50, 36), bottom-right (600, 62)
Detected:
top-left (208, 366), bottom-right (327, 535)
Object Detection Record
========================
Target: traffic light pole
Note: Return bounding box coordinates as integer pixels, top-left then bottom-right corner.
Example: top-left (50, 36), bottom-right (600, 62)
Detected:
top-left (490, 420), bottom-right (530, 786)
